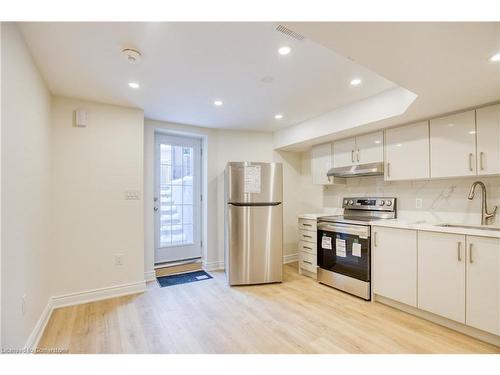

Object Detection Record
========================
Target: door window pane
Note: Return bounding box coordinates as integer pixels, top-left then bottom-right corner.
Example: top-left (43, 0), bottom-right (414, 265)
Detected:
top-left (158, 142), bottom-right (196, 247)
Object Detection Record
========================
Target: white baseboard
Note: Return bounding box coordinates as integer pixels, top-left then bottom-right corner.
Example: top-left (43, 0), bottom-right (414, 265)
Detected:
top-left (202, 260), bottom-right (225, 271)
top-left (202, 254), bottom-right (298, 272)
top-left (144, 270), bottom-right (156, 282)
top-left (51, 280), bottom-right (146, 309)
top-left (283, 253), bottom-right (298, 264)
top-left (25, 299), bottom-right (53, 350)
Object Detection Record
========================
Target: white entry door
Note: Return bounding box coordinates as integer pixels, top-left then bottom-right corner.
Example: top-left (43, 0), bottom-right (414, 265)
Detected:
top-left (154, 133), bottom-right (202, 264)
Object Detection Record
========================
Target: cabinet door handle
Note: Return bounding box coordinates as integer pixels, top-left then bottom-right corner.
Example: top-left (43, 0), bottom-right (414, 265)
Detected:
top-left (374, 232), bottom-right (378, 247)
top-left (480, 152), bottom-right (485, 171)
top-left (457, 242), bottom-right (462, 261)
top-left (351, 150), bottom-right (355, 163)
top-left (469, 153), bottom-right (474, 172)
top-left (387, 162), bottom-right (391, 178)
top-left (357, 149), bottom-right (360, 162)
top-left (469, 243), bottom-right (473, 263)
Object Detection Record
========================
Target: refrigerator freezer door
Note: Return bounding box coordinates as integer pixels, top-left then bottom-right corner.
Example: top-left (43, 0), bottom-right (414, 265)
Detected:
top-left (227, 204), bottom-right (283, 285)
top-left (226, 162), bottom-right (283, 204)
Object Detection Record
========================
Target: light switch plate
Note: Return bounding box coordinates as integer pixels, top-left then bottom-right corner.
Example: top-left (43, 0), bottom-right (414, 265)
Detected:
top-left (125, 190), bottom-right (140, 200)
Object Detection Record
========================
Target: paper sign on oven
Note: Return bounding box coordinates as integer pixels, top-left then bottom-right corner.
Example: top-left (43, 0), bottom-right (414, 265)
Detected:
top-left (336, 238), bottom-right (346, 257)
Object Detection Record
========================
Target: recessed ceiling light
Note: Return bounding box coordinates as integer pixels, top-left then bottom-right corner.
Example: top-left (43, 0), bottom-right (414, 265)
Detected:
top-left (278, 46), bottom-right (291, 55)
top-left (214, 100), bottom-right (223, 106)
top-left (489, 52), bottom-right (500, 62)
top-left (275, 114), bottom-right (283, 120)
top-left (128, 82), bottom-right (140, 89)
top-left (350, 78), bottom-right (362, 86)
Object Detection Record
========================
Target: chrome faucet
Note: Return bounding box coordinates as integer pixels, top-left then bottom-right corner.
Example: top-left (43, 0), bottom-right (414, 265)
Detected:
top-left (468, 181), bottom-right (497, 225)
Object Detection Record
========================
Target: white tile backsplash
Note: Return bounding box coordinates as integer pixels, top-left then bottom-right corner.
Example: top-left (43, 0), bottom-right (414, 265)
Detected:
top-left (301, 150), bottom-right (500, 225)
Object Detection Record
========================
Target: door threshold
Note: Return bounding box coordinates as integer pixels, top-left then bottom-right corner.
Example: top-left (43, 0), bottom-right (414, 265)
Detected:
top-left (154, 258), bottom-right (203, 278)
top-left (154, 257), bottom-right (202, 269)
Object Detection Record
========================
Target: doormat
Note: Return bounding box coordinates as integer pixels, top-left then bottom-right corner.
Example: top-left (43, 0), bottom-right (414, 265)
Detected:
top-left (157, 270), bottom-right (213, 288)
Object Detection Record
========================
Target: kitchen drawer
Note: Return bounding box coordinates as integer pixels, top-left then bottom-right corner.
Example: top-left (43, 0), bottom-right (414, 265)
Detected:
top-left (298, 218), bottom-right (317, 231)
top-left (299, 230), bottom-right (317, 243)
top-left (299, 251), bottom-right (317, 273)
top-left (299, 241), bottom-right (316, 255)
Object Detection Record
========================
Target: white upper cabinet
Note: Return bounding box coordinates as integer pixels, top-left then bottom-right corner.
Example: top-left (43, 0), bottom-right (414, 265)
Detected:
top-left (355, 131), bottom-right (384, 164)
top-left (466, 236), bottom-right (500, 335)
top-left (310, 143), bottom-right (333, 185)
top-left (417, 231), bottom-right (466, 323)
top-left (332, 137), bottom-right (356, 168)
top-left (476, 104), bottom-right (500, 176)
top-left (385, 121), bottom-right (430, 181)
top-left (332, 132), bottom-right (383, 168)
top-left (430, 110), bottom-right (476, 178)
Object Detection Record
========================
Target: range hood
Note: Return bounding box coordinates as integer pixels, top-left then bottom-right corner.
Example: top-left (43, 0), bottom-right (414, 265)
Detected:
top-left (327, 162), bottom-right (384, 178)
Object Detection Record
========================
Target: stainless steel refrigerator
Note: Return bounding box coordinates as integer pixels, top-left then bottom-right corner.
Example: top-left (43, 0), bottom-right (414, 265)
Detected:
top-left (224, 162), bottom-right (283, 285)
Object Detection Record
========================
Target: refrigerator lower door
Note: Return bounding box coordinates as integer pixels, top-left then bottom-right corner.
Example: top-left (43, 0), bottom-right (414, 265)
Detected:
top-left (227, 203), bottom-right (283, 285)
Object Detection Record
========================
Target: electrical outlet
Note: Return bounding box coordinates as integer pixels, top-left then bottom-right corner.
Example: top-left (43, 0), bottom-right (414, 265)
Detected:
top-left (114, 254), bottom-right (124, 266)
top-left (21, 294), bottom-right (27, 316)
top-left (415, 198), bottom-right (423, 209)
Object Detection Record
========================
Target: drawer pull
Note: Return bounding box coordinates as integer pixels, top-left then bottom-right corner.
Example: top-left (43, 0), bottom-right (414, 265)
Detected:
top-left (303, 260), bottom-right (313, 265)
top-left (303, 246), bottom-right (312, 250)
top-left (302, 235), bottom-right (312, 238)
top-left (302, 223), bottom-right (313, 227)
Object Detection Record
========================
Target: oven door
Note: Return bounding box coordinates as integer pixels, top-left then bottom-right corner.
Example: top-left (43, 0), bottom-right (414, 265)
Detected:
top-left (317, 222), bottom-right (370, 282)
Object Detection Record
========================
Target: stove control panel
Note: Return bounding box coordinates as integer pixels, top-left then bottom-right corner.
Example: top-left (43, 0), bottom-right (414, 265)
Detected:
top-left (342, 197), bottom-right (396, 211)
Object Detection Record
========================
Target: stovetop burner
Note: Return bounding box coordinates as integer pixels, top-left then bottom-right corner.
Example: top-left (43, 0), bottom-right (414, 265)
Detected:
top-left (318, 197), bottom-right (397, 225)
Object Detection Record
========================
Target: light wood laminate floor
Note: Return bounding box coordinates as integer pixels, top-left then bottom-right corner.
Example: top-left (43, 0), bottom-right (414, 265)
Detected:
top-left (39, 264), bottom-right (500, 354)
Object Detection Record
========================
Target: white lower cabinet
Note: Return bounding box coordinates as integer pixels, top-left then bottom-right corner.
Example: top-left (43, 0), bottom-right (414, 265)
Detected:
top-left (372, 226), bottom-right (417, 306)
top-left (418, 231), bottom-right (466, 323)
top-left (298, 218), bottom-right (317, 278)
top-left (466, 236), bottom-right (500, 335)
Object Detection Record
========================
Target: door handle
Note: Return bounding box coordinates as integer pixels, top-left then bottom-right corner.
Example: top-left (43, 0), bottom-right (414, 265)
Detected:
top-left (374, 232), bottom-right (378, 247)
top-left (154, 206), bottom-right (159, 212)
top-left (457, 242), bottom-right (462, 261)
top-left (351, 150), bottom-right (355, 163)
top-left (357, 149), bottom-right (360, 162)
top-left (387, 162), bottom-right (391, 179)
top-left (469, 153), bottom-right (474, 172)
top-left (480, 152), bottom-right (485, 171)
top-left (469, 243), bottom-right (474, 263)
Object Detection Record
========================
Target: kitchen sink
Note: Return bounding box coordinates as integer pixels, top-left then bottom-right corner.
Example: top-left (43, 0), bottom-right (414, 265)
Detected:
top-left (436, 223), bottom-right (500, 231)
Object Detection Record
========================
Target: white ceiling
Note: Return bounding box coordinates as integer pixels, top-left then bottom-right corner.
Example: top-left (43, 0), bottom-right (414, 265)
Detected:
top-left (19, 22), bottom-right (397, 131)
top-left (282, 22), bottom-right (500, 136)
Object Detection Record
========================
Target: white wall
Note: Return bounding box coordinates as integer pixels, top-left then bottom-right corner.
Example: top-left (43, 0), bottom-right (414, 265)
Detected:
top-left (51, 97), bottom-right (145, 296)
top-left (1, 23), bottom-right (53, 348)
top-left (144, 119), bottom-right (302, 274)
top-left (299, 151), bottom-right (500, 224)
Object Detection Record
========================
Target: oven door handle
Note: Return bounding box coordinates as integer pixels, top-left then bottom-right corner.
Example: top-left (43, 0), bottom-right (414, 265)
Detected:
top-left (318, 223), bottom-right (370, 238)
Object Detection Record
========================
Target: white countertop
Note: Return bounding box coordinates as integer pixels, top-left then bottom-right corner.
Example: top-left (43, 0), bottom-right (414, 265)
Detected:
top-left (370, 219), bottom-right (500, 239)
top-left (298, 213), bottom-right (329, 220)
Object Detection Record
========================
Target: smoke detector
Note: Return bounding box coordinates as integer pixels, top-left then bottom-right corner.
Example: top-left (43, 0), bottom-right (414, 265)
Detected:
top-left (122, 48), bottom-right (142, 64)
